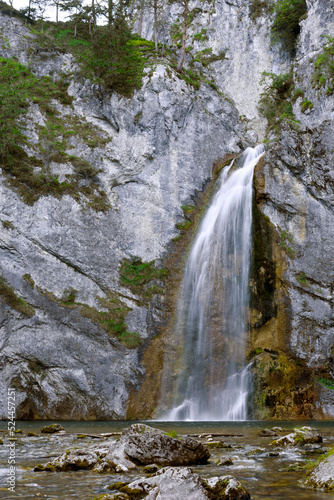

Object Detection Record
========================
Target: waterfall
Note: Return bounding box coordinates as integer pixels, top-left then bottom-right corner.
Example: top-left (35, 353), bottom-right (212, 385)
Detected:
top-left (162, 145), bottom-right (265, 421)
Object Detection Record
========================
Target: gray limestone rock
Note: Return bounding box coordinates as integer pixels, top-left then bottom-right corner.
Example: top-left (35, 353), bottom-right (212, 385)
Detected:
top-left (273, 427), bottom-right (322, 447)
top-left (113, 467), bottom-right (251, 500)
top-left (122, 424), bottom-right (210, 466)
top-left (304, 452), bottom-right (334, 491)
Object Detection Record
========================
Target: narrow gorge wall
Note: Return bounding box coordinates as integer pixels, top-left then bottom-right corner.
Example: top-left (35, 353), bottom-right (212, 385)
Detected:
top-left (0, 0), bottom-right (333, 420)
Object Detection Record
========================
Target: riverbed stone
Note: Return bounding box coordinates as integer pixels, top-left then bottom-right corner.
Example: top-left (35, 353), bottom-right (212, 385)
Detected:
top-left (258, 429), bottom-right (278, 437)
top-left (205, 476), bottom-right (251, 499)
top-left (273, 427), bottom-right (322, 447)
top-left (34, 449), bottom-right (99, 471)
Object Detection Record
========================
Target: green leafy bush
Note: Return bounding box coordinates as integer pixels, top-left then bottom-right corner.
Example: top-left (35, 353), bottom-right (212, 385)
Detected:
top-left (259, 71), bottom-right (297, 130)
top-left (271, 0), bottom-right (307, 52)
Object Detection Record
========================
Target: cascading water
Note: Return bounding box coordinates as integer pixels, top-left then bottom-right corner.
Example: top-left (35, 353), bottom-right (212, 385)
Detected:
top-left (162, 145), bottom-right (265, 421)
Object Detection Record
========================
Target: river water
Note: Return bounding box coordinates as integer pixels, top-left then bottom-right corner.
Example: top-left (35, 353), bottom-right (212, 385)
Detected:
top-left (0, 420), bottom-right (333, 499)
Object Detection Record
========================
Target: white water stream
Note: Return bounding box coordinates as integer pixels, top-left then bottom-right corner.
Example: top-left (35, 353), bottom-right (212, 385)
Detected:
top-left (163, 145), bottom-right (265, 421)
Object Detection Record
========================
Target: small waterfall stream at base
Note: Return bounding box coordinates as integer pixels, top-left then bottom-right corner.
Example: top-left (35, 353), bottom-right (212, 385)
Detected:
top-left (162, 145), bottom-right (265, 421)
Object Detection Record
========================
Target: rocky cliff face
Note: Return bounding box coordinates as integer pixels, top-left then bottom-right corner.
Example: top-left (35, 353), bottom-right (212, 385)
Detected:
top-left (0, 8), bottom-right (250, 419)
top-left (250, 0), bottom-right (334, 419)
top-left (0, 0), bottom-right (333, 420)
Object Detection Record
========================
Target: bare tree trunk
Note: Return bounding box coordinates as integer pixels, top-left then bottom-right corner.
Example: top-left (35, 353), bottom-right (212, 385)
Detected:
top-left (154, 0), bottom-right (158, 51)
top-left (56, 3), bottom-right (58, 23)
top-left (92, 0), bottom-right (96, 30)
top-left (138, 0), bottom-right (144, 37)
top-left (177, 0), bottom-right (188, 72)
top-left (108, 0), bottom-right (113, 25)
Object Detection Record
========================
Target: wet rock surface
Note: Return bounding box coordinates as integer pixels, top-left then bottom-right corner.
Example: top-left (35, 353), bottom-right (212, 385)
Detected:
top-left (273, 427), bottom-right (323, 447)
top-left (304, 453), bottom-right (334, 491)
top-left (122, 424), bottom-right (210, 465)
top-left (110, 467), bottom-right (251, 500)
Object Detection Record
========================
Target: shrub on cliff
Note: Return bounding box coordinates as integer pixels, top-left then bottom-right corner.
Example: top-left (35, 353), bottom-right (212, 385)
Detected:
top-left (259, 71), bottom-right (296, 130)
top-left (272, 0), bottom-right (307, 52)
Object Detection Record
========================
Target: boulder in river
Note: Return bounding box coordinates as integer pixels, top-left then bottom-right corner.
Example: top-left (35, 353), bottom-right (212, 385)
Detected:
top-left (258, 429), bottom-right (278, 437)
top-left (110, 467), bottom-right (251, 499)
top-left (121, 423), bottom-right (210, 465)
top-left (40, 424), bottom-right (64, 434)
top-left (303, 451), bottom-right (334, 490)
top-left (272, 427), bottom-right (322, 447)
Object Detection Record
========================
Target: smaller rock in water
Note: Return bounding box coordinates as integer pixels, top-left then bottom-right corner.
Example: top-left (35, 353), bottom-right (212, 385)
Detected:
top-left (273, 427), bottom-right (322, 447)
top-left (205, 475), bottom-right (251, 499)
top-left (272, 427), bottom-right (285, 433)
top-left (217, 457), bottom-right (234, 466)
top-left (27, 432), bottom-right (38, 437)
top-left (258, 429), bottom-right (278, 437)
top-left (41, 424), bottom-right (64, 434)
top-left (142, 464), bottom-right (160, 473)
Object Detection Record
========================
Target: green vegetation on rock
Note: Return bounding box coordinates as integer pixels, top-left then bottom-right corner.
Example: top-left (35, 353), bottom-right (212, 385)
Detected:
top-left (0, 276), bottom-right (35, 317)
top-left (0, 57), bottom-right (110, 210)
top-left (271, 0), bottom-right (307, 53)
top-left (317, 378), bottom-right (334, 390)
top-left (250, 0), bottom-right (274, 21)
top-left (120, 257), bottom-right (168, 304)
top-left (259, 71), bottom-right (299, 131)
top-left (312, 36), bottom-right (334, 95)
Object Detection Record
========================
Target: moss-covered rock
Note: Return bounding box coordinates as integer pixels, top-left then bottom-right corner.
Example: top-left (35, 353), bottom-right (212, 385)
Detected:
top-left (41, 424), bottom-right (64, 433)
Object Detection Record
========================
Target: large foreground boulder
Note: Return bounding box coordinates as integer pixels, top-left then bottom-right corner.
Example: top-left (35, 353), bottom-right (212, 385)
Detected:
top-left (303, 451), bottom-right (334, 491)
top-left (122, 424), bottom-right (210, 465)
top-left (110, 467), bottom-right (251, 499)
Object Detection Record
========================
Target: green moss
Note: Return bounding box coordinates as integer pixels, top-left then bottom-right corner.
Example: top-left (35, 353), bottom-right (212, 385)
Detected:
top-left (291, 88), bottom-right (305, 102)
top-left (23, 274), bottom-right (35, 288)
top-left (165, 430), bottom-right (179, 438)
top-left (301, 99), bottom-right (313, 112)
top-left (317, 378), bottom-right (334, 390)
top-left (0, 276), bottom-right (35, 317)
top-left (61, 288), bottom-right (77, 306)
top-left (1, 219), bottom-right (15, 230)
top-left (120, 257), bottom-right (168, 304)
top-left (296, 272), bottom-right (309, 287)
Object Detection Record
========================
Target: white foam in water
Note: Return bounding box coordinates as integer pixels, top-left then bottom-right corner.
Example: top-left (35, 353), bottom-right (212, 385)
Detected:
top-left (162, 145), bottom-right (265, 421)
